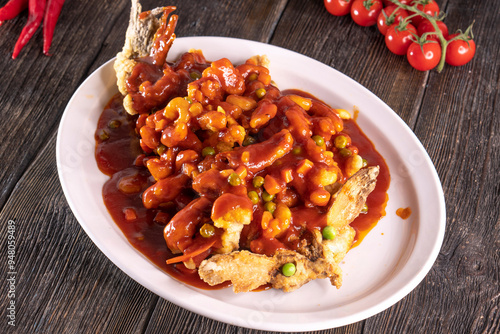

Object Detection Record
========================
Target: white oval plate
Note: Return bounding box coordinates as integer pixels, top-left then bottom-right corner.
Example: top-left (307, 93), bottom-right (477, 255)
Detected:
top-left (56, 37), bottom-right (445, 332)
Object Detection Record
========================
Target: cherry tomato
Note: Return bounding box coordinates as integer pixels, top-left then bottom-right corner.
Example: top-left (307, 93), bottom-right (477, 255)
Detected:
top-left (417, 20), bottom-right (449, 39)
top-left (407, 41), bottom-right (442, 71)
top-left (377, 5), bottom-right (409, 36)
top-left (445, 35), bottom-right (476, 66)
top-left (412, 0), bottom-right (440, 26)
top-left (324, 0), bottom-right (353, 16)
top-left (351, 0), bottom-right (383, 27)
top-left (385, 23), bottom-right (417, 55)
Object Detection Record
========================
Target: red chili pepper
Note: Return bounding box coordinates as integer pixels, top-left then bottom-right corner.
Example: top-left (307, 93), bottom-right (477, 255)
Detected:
top-left (11, 0), bottom-right (46, 59)
top-left (0, 0), bottom-right (29, 22)
top-left (42, 0), bottom-right (64, 55)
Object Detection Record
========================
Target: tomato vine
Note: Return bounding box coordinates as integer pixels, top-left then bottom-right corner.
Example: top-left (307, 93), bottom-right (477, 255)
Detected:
top-left (324, 0), bottom-right (476, 71)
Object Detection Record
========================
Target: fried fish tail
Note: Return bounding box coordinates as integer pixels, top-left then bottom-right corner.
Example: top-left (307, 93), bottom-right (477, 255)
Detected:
top-left (114, 0), bottom-right (177, 114)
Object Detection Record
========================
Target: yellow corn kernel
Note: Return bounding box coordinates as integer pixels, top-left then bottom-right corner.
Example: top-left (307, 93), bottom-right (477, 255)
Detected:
top-left (288, 95), bottom-right (312, 111)
top-left (274, 204), bottom-right (292, 227)
top-left (310, 188), bottom-right (331, 206)
top-left (189, 102), bottom-right (203, 116)
top-left (261, 211), bottom-right (273, 230)
top-left (296, 159), bottom-right (314, 175)
top-left (336, 108), bottom-right (351, 120)
top-left (241, 151), bottom-right (250, 163)
top-left (345, 154), bottom-right (364, 177)
top-left (226, 115), bottom-right (238, 125)
top-left (226, 95), bottom-right (257, 111)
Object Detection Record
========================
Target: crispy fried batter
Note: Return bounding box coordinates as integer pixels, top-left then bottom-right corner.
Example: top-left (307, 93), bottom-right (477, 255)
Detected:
top-left (199, 225), bottom-right (355, 293)
top-left (198, 250), bottom-right (275, 293)
top-left (212, 193), bottom-right (253, 254)
top-left (114, 0), bottom-right (163, 98)
top-left (115, 0), bottom-right (177, 115)
top-left (199, 167), bottom-right (377, 292)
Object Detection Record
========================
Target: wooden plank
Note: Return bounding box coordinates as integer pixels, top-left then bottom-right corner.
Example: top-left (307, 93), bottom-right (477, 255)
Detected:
top-left (0, 1), bottom-right (292, 333)
top-left (0, 0), bottom-right (130, 209)
top-left (1, 0), bottom-right (497, 332)
top-left (0, 132), bottom-right (158, 333)
top-left (90, 0), bottom-right (289, 73)
top-left (268, 0), bottom-right (428, 127)
top-left (364, 0), bottom-right (500, 332)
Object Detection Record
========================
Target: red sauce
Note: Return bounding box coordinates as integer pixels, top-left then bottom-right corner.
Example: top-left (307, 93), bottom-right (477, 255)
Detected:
top-left (343, 119), bottom-right (390, 246)
top-left (396, 207), bottom-right (412, 220)
top-left (95, 67), bottom-right (390, 290)
top-left (95, 95), bottom-right (228, 289)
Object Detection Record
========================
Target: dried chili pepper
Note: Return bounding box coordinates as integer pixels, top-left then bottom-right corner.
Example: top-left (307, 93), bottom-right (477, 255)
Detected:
top-left (11, 0), bottom-right (46, 59)
top-left (0, 0), bottom-right (28, 23)
top-left (42, 0), bottom-right (64, 55)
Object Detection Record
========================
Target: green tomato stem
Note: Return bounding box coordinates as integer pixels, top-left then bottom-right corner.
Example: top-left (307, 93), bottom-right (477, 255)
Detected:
top-left (389, 0), bottom-right (448, 72)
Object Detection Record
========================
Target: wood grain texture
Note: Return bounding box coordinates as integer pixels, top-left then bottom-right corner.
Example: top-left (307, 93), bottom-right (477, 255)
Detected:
top-left (269, 0), bottom-right (427, 128)
top-left (0, 0), bottom-right (130, 208)
top-left (0, 0), bottom-right (498, 333)
top-left (0, 132), bottom-right (158, 334)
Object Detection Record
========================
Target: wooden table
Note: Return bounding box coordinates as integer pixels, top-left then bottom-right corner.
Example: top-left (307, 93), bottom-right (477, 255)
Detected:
top-left (1, 0), bottom-right (498, 333)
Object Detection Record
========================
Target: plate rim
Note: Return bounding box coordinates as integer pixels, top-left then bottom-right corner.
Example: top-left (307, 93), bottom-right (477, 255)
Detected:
top-left (56, 36), bottom-right (446, 332)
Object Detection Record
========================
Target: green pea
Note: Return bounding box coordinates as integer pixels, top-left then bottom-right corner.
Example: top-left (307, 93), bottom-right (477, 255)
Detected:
top-left (108, 120), bottom-right (121, 129)
top-left (264, 201), bottom-right (276, 214)
top-left (262, 190), bottom-right (275, 202)
top-left (156, 144), bottom-right (167, 156)
top-left (256, 88), bottom-right (267, 99)
top-left (248, 73), bottom-right (258, 81)
top-left (190, 71), bottom-right (201, 80)
top-left (362, 158), bottom-right (368, 168)
top-left (200, 223), bottom-right (215, 238)
top-left (253, 175), bottom-right (265, 188)
top-left (282, 263), bottom-right (296, 277)
top-left (292, 146), bottom-right (302, 155)
top-left (228, 173), bottom-right (241, 186)
top-left (339, 148), bottom-right (352, 157)
top-left (184, 96), bottom-right (193, 104)
top-left (248, 191), bottom-right (259, 205)
top-left (322, 226), bottom-right (336, 240)
top-left (202, 146), bottom-right (215, 157)
top-left (334, 135), bottom-right (348, 149)
top-left (243, 136), bottom-right (256, 146)
top-left (312, 135), bottom-right (325, 147)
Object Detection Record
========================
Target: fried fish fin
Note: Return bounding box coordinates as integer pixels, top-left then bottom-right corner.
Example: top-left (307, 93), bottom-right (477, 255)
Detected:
top-left (327, 166), bottom-right (379, 230)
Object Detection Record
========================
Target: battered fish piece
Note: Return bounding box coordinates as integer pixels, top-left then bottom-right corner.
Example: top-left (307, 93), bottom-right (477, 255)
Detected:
top-left (198, 226), bottom-right (354, 293)
top-left (211, 193), bottom-right (253, 254)
top-left (114, 0), bottom-right (177, 114)
top-left (114, 0), bottom-right (164, 96)
top-left (199, 167), bottom-right (378, 292)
